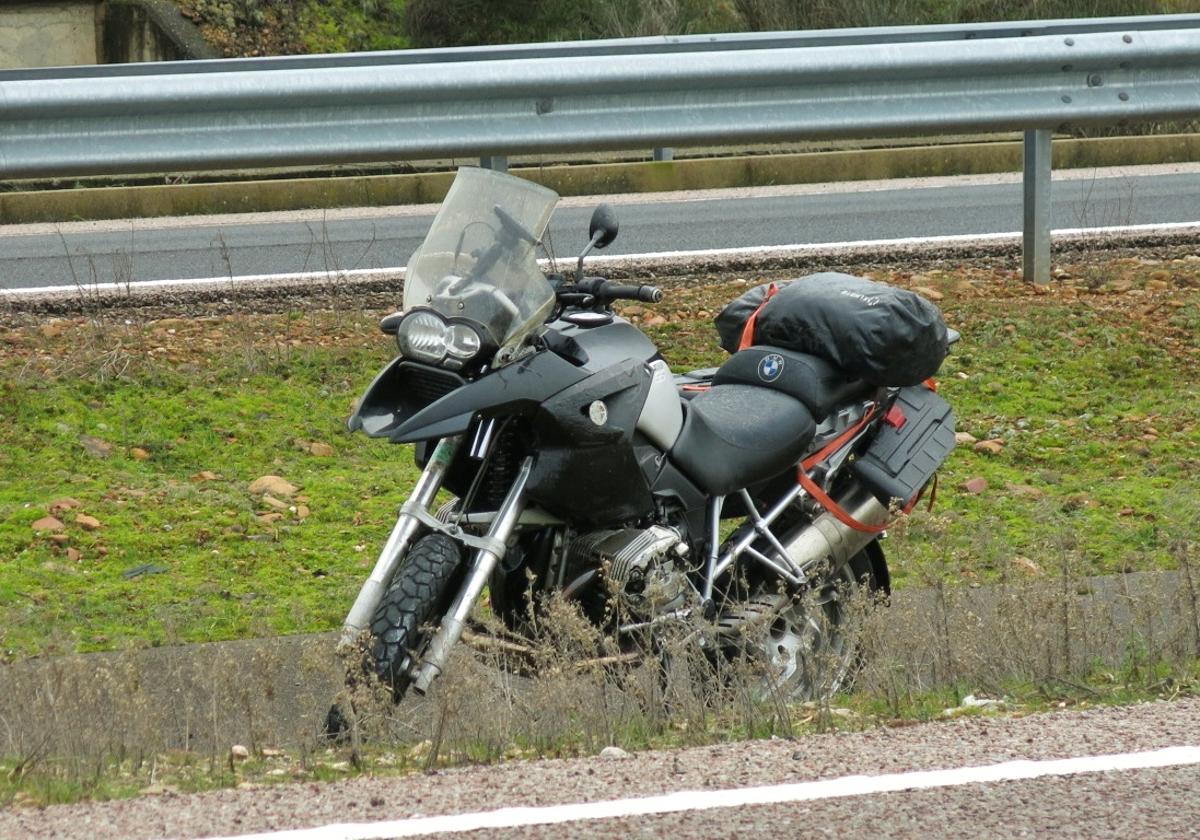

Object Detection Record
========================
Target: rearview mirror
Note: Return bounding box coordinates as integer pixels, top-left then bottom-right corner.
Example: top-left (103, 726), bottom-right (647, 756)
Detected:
top-left (588, 204), bottom-right (619, 249)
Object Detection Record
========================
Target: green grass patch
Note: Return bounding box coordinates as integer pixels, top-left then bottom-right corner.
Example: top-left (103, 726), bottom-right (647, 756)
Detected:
top-left (2, 258), bottom-right (1199, 660)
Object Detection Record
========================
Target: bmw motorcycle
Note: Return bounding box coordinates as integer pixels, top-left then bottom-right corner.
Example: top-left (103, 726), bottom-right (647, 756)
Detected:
top-left (336, 167), bottom-right (957, 705)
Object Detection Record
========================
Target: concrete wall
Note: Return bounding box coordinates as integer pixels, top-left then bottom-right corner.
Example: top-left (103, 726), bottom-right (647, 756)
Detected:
top-left (0, 0), bottom-right (215, 68)
top-left (101, 0), bottom-right (217, 63)
top-left (0, 3), bottom-right (99, 69)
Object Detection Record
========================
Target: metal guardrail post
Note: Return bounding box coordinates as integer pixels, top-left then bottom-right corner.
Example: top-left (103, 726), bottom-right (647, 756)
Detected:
top-left (479, 155), bottom-right (509, 172)
top-left (653, 147), bottom-right (674, 162)
top-left (1023, 129), bottom-right (1052, 284)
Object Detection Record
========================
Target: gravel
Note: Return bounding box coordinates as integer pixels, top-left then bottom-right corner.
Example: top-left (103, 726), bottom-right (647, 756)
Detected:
top-left (3, 698), bottom-right (1198, 839)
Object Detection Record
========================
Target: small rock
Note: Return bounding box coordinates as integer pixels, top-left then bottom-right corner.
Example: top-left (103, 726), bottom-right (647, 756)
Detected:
top-left (191, 470), bottom-right (220, 482)
top-left (954, 432), bottom-right (978, 446)
top-left (248, 475), bottom-right (298, 497)
top-left (48, 498), bottom-right (82, 515)
top-left (960, 477), bottom-right (988, 495)
top-left (79, 434), bottom-right (114, 459)
top-left (75, 514), bottom-right (102, 531)
top-left (1119, 507), bottom-right (1136, 517)
top-left (961, 694), bottom-right (1001, 709)
top-left (257, 512), bottom-right (285, 524)
top-left (296, 505), bottom-right (311, 520)
top-left (1005, 483), bottom-right (1045, 499)
top-left (230, 745), bottom-right (251, 761)
top-left (973, 439), bottom-right (1004, 456)
top-left (643, 315), bottom-right (668, 327)
top-left (130, 447), bottom-right (151, 461)
top-left (599, 746), bottom-right (630, 759)
top-left (261, 748), bottom-right (284, 758)
top-left (32, 516), bottom-right (65, 532)
top-left (298, 439), bottom-right (333, 458)
top-left (261, 494), bottom-right (290, 512)
top-left (914, 286), bottom-right (944, 301)
top-left (1011, 556), bottom-right (1042, 576)
top-left (49, 533), bottom-right (70, 545)
top-left (66, 547), bottom-right (82, 562)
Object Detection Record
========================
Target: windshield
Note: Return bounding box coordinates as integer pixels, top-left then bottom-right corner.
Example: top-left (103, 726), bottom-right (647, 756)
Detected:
top-left (403, 168), bottom-right (558, 355)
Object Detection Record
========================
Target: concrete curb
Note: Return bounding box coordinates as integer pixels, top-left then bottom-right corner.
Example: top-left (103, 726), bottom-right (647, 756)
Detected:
top-left (2, 134), bottom-right (1198, 225)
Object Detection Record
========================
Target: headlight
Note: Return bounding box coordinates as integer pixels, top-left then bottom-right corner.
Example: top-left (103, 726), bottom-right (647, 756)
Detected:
top-left (396, 310), bottom-right (485, 368)
top-left (446, 324), bottom-right (482, 360)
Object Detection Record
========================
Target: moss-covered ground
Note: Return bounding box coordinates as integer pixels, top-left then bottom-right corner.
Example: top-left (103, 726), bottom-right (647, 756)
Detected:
top-left (2, 254), bottom-right (1199, 661)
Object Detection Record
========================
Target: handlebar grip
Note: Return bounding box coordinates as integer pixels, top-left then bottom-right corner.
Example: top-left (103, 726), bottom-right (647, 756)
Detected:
top-left (604, 283), bottom-right (664, 303)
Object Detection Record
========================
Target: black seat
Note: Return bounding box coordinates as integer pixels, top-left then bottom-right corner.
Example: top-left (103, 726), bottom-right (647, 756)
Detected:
top-left (669, 384), bottom-right (816, 497)
top-left (712, 346), bottom-right (874, 421)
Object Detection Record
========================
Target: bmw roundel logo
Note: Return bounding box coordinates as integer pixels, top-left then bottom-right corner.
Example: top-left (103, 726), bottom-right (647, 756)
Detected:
top-left (758, 353), bottom-right (785, 382)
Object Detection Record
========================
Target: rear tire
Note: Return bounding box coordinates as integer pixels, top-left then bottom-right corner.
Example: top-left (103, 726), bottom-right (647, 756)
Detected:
top-left (718, 547), bottom-right (878, 701)
top-left (370, 533), bottom-right (465, 701)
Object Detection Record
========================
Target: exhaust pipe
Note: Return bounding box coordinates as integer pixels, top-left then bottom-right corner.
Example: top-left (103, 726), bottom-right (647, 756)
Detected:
top-left (784, 484), bottom-right (889, 573)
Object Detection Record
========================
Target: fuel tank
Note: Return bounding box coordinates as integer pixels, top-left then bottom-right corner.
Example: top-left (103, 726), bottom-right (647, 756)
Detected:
top-left (546, 313), bottom-right (661, 371)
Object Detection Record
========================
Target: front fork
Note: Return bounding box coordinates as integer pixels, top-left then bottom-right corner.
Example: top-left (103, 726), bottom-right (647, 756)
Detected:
top-left (337, 436), bottom-right (461, 652)
top-left (412, 455), bottom-right (534, 694)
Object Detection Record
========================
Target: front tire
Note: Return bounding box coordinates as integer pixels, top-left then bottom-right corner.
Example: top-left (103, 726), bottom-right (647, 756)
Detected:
top-left (370, 533), bottom-right (465, 701)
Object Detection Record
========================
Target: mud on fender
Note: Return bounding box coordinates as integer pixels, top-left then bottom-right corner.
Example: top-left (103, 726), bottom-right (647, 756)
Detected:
top-left (852, 385), bottom-right (956, 507)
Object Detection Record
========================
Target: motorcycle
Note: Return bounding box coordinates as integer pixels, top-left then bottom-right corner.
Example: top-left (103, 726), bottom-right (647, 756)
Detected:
top-left (334, 166), bottom-right (958, 710)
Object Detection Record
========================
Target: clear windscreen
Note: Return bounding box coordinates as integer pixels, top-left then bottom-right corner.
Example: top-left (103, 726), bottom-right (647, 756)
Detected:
top-left (403, 168), bottom-right (559, 353)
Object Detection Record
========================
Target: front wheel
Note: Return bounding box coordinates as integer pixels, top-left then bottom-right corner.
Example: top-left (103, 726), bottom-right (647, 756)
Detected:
top-left (370, 533), bottom-right (465, 701)
top-left (717, 547), bottom-right (878, 702)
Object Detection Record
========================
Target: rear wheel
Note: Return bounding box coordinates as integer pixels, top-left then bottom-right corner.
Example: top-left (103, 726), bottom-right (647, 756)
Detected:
top-left (718, 547), bottom-right (877, 701)
top-left (370, 533), bottom-right (465, 700)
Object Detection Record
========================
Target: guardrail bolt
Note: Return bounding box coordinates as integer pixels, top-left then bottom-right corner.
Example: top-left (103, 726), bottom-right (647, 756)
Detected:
top-left (1064, 38), bottom-right (1075, 46)
top-left (1118, 92), bottom-right (1130, 101)
top-left (1123, 34), bottom-right (1133, 44)
top-left (1087, 73), bottom-right (1103, 87)
top-left (1061, 95), bottom-right (1072, 104)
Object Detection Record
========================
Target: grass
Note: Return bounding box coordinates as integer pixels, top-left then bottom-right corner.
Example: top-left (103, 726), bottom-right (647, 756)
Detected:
top-left (1, 254), bottom-right (1199, 807)
top-left (2, 257), bottom-right (1199, 659)
top-left (0, 312), bottom-right (422, 659)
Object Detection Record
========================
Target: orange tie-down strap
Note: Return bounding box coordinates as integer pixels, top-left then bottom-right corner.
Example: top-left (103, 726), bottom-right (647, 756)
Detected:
top-left (797, 402), bottom-right (934, 534)
top-left (737, 283), bottom-right (779, 351)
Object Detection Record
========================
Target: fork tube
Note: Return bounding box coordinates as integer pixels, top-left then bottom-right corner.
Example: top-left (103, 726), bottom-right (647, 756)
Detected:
top-left (412, 456), bottom-right (534, 694)
top-left (337, 436), bottom-right (461, 651)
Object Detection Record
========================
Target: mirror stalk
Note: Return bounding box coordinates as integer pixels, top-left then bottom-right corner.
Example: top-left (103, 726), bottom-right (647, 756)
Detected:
top-left (575, 231), bottom-right (604, 283)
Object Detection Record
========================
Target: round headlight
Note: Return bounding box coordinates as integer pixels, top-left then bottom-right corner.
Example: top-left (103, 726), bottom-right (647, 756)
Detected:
top-left (397, 311), bottom-right (449, 363)
top-left (446, 324), bottom-right (483, 360)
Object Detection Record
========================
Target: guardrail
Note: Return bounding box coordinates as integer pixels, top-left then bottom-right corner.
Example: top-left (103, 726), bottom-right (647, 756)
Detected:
top-left (2, 14), bottom-right (1199, 281)
top-left (4, 13), bottom-right (1198, 79)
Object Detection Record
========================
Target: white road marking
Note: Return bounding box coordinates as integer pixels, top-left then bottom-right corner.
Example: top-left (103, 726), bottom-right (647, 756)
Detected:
top-left (4, 220), bottom-right (1199, 298)
top-left (0, 267), bottom-right (403, 297)
top-left (191, 745), bottom-right (1200, 840)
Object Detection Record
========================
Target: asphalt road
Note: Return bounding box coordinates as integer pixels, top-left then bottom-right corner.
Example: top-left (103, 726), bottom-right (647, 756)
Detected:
top-left (2, 164), bottom-right (1199, 290)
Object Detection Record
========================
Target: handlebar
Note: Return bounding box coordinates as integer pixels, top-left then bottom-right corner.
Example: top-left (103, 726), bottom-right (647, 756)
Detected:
top-left (575, 277), bottom-right (664, 303)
